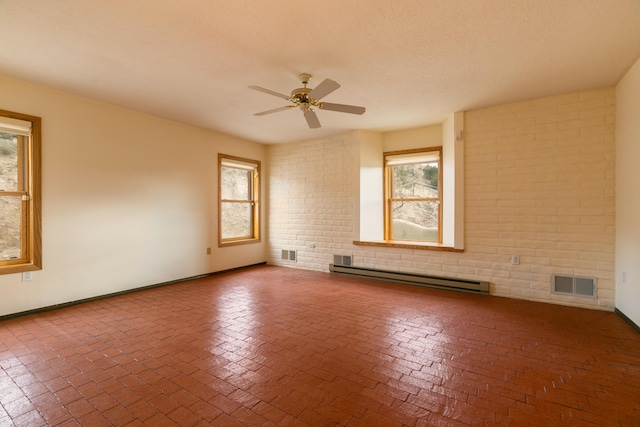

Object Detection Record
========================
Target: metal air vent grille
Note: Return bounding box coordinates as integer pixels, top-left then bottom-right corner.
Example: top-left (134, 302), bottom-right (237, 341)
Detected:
top-left (552, 274), bottom-right (596, 298)
top-left (333, 255), bottom-right (352, 266)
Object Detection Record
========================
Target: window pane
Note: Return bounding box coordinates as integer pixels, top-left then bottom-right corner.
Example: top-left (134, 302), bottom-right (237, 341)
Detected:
top-left (391, 162), bottom-right (438, 199)
top-left (0, 132), bottom-right (19, 192)
top-left (0, 196), bottom-right (23, 260)
top-left (221, 167), bottom-right (250, 200)
top-left (391, 201), bottom-right (439, 242)
top-left (221, 202), bottom-right (252, 239)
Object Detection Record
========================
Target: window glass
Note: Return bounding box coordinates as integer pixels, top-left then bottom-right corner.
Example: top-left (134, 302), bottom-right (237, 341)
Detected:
top-left (385, 148), bottom-right (442, 244)
top-left (390, 162), bottom-right (438, 199)
top-left (221, 202), bottom-right (252, 239)
top-left (0, 133), bottom-right (19, 192)
top-left (221, 167), bottom-right (251, 200)
top-left (0, 196), bottom-right (23, 261)
top-left (218, 154), bottom-right (260, 246)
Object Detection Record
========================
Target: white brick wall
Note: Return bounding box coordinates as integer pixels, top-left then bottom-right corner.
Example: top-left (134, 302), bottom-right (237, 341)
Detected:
top-left (267, 87), bottom-right (616, 310)
top-left (267, 136), bottom-right (356, 271)
top-left (465, 87), bottom-right (615, 309)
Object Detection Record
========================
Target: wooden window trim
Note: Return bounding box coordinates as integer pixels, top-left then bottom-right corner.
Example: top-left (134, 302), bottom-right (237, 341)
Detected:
top-left (218, 154), bottom-right (260, 247)
top-left (0, 109), bottom-right (42, 275)
top-left (353, 240), bottom-right (463, 252)
top-left (384, 146), bottom-right (443, 244)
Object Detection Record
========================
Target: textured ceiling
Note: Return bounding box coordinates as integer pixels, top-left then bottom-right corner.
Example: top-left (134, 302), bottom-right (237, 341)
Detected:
top-left (2, 1), bottom-right (640, 144)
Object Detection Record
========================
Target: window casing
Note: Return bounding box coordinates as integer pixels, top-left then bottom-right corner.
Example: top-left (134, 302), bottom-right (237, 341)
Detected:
top-left (0, 109), bottom-right (42, 275)
top-left (218, 154), bottom-right (260, 246)
top-left (384, 147), bottom-right (442, 244)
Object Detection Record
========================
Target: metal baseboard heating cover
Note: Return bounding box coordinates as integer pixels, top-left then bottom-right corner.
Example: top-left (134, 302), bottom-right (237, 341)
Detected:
top-left (329, 264), bottom-right (490, 295)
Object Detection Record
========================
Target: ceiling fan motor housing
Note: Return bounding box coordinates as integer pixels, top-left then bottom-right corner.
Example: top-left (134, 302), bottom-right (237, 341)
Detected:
top-left (291, 87), bottom-right (313, 106)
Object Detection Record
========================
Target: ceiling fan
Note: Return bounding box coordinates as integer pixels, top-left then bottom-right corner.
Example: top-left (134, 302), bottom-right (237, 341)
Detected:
top-left (249, 73), bottom-right (366, 129)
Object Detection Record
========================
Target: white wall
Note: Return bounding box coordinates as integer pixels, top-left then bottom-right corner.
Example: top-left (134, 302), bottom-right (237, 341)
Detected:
top-left (355, 131), bottom-right (383, 242)
top-left (615, 57), bottom-right (640, 327)
top-left (267, 88), bottom-right (616, 310)
top-left (383, 124), bottom-right (442, 151)
top-left (0, 75), bottom-right (266, 317)
top-left (442, 113), bottom-right (464, 249)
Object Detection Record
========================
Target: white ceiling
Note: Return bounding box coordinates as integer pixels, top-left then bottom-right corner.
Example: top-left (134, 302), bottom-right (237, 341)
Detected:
top-left (2, 1), bottom-right (640, 144)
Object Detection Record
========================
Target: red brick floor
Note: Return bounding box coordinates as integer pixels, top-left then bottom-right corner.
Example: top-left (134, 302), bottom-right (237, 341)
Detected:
top-left (1, 265), bottom-right (639, 426)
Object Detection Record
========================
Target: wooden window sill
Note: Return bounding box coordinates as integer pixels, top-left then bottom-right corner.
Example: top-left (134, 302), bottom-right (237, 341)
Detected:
top-left (220, 238), bottom-right (261, 247)
top-left (353, 240), bottom-right (464, 252)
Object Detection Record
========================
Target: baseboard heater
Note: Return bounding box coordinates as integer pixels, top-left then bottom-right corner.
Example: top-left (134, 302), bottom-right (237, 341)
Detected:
top-left (329, 264), bottom-right (490, 295)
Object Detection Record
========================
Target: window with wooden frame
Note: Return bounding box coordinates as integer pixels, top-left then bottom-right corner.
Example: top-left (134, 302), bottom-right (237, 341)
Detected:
top-left (218, 154), bottom-right (260, 246)
top-left (384, 147), bottom-right (442, 244)
top-left (0, 109), bottom-right (42, 275)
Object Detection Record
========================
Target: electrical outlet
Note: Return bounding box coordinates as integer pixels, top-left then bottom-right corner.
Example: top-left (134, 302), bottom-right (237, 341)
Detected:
top-left (22, 271), bottom-right (32, 282)
top-left (511, 255), bottom-right (520, 265)
top-left (206, 247), bottom-right (211, 255)
top-left (622, 271), bottom-right (627, 284)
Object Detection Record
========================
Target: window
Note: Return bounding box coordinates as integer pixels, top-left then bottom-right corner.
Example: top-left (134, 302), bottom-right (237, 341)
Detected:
top-left (354, 112), bottom-right (463, 251)
top-left (384, 147), bottom-right (442, 244)
top-left (218, 154), bottom-right (260, 246)
top-left (0, 109), bottom-right (41, 275)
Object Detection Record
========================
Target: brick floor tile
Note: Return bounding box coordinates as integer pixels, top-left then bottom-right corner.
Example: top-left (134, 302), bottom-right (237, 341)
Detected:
top-left (0, 265), bottom-right (638, 426)
top-left (126, 399), bottom-right (159, 422)
top-left (102, 404), bottom-right (136, 425)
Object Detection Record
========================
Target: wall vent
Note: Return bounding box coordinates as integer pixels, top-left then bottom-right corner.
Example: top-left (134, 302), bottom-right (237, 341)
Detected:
top-left (552, 274), bottom-right (596, 298)
top-left (281, 250), bottom-right (296, 262)
top-left (333, 254), bottom-right (352, 266)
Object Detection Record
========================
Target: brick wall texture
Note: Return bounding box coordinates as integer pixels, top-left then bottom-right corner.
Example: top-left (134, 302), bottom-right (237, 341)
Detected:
top-left (266, 88), bottom-right (616, 310)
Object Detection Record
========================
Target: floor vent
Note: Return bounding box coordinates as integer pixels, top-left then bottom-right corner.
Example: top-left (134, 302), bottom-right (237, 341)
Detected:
top-left (281, 250), bottom-right (296, 262)
top-left (552, 274), bottom-right (596, 298)
top-left (330, 264), bottom-right (489, 295)
top-left (333, 255), bottom-right (352, 266)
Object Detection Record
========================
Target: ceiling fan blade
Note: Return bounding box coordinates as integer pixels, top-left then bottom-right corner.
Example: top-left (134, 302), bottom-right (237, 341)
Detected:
top-left (248, 85), bottom-right (291, 100)
top-left (307, 79), bottom-right (340, 100)
top-left (254, 106), bottom-right (293, 116)
top-left (304, 109), bottom-right (321, 128)
top-left (319, 102), bottom-right (366, 115)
